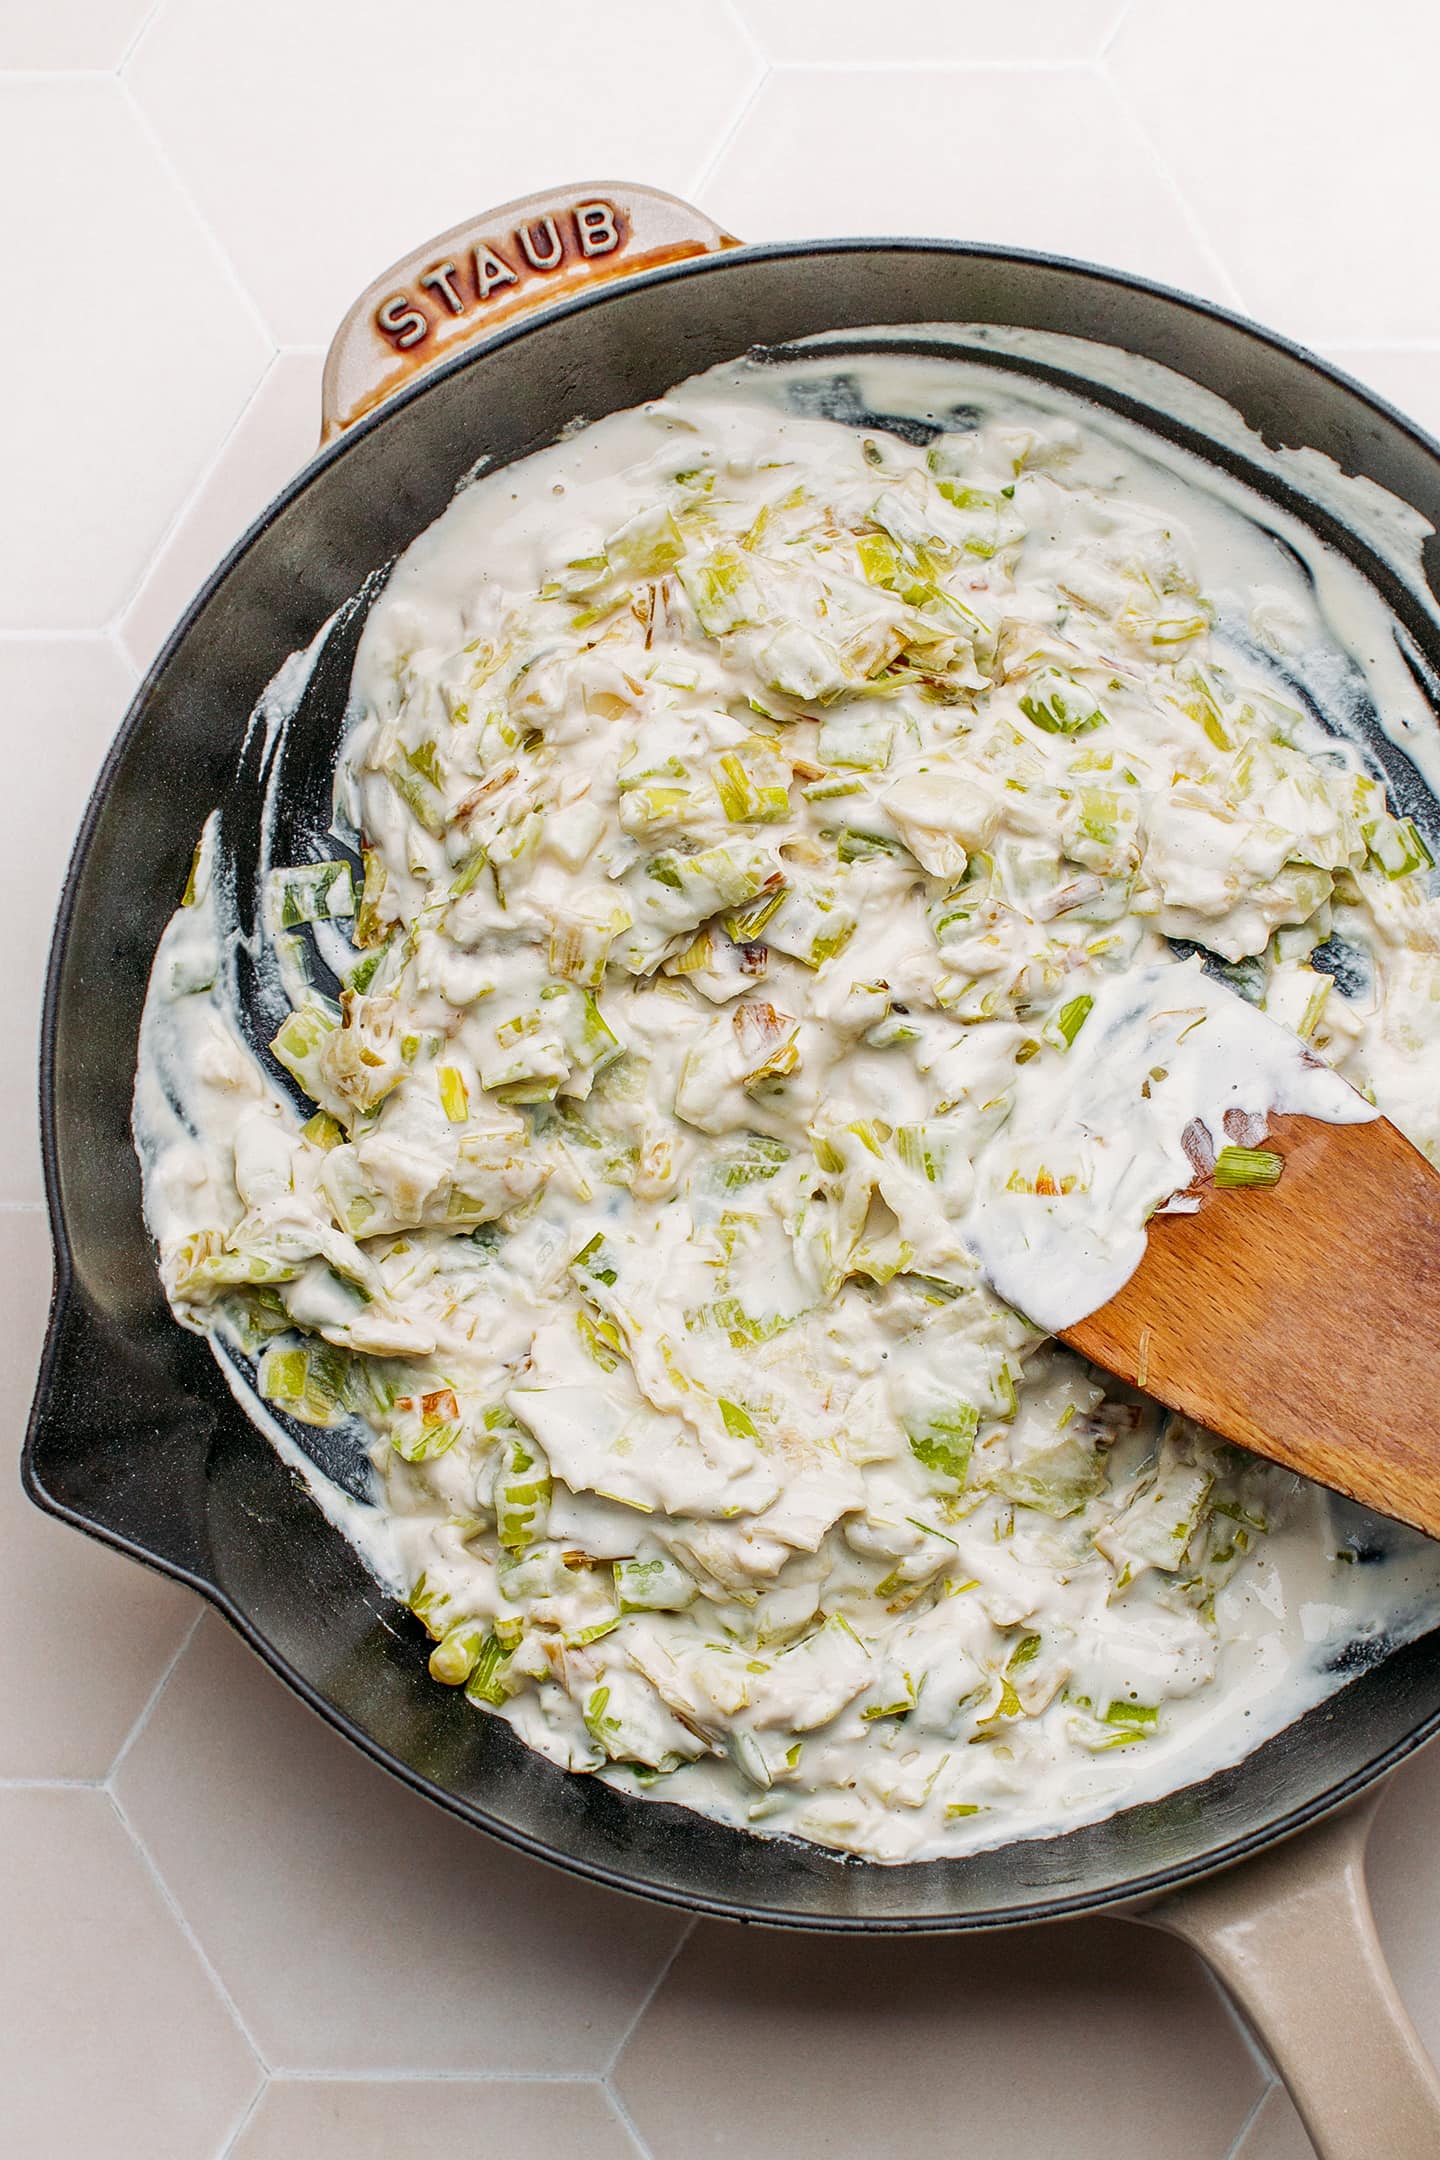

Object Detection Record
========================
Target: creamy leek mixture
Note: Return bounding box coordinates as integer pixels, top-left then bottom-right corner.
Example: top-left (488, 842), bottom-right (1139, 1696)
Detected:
top-left (135, 338), bottom-right (1440, 1862)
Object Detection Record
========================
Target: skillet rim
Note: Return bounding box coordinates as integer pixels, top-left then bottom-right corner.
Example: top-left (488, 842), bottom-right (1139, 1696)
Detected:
top-left (25, 232), bottom-right (1440, 1930)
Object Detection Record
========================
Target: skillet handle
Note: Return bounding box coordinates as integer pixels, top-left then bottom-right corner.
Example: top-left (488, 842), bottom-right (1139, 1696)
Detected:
top-left (1129, 1789), bottom-right (1440, 2159)
top-left (320, 180), bottom-right (740, 441)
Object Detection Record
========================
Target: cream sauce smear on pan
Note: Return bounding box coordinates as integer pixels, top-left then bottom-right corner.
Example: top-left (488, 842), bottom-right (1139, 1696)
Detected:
top-left (134, 337), bottom-right (1440, 1861)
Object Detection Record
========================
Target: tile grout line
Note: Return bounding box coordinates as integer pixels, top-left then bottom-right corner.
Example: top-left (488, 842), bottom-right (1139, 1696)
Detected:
top-left (0, 1774), bottom-right (106, 1789)
top-left (1096, 59), bottom-right (1248, 313)
top-left (1220, 2075), bottom-right (1279, 2160)
top-left (106, 1606), bottom-right (203, 1782)
top-left (602, 2076), bottom-right (658, 2160)
top-left (1098, 0), bottom-right (1139, 62)
top-left (114, 72), bottom-right (278, 355)
top-left (1196, 1951), bottom-right (1280, 2092)
top-left (689, 64), bottom-right (771, 208)
top-left (106, 1783), bottom-right (274, 2074)
top-left (601, 1915), bottom-right (697, 2079)
top-left (765, 56), bottom-right (1097, 74)
top-left (104, 344), bottom-right (283, 651)
top-left (715, 0), bottom-right (768, 72)
top-left (0, 68), bottom-right (117, 83)
top-left (263, 2068), bottom-right (605, 2084)
top-left (119, 0), bottom-right (171, 74)
top-left (214, 2071), bottom-right (268, 2160)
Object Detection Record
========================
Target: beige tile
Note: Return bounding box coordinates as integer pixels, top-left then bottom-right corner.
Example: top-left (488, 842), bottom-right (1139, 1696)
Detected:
top-left (0, 0), bottom-right (152, 69)
top-left (126, 0), bottom-right (761, 346)
top-left (0, 637), bottom-right (137, 1205)
top-left (0, 1788), bottom-right (260, 2159)
top-left (616, 1916), bottom-right (1262, 2160)
top-left (233, 2077), bottom-right (641, 2159)
top-left (1232, 2084), bottom-right (1316, 2160)
top-left (1368, 1733), bottom-right (1440, 2063)
top-left (731, 0), bottom-right (1125, 64)
top-left (1110, 1), bottom-right (1440, 343)
top-left (703, 67), bottom-right (1234, 310)
top-left (1, 1208), bottom-right (198, 1777)
top-left (0, 80), bottom-right (270, 630)
top-left (120, 349), bottom-right (327, 674)
top-left (115, 1613), bottom-right (688, 2072)
top-left (1319, 347), bottom-right (1440, 448)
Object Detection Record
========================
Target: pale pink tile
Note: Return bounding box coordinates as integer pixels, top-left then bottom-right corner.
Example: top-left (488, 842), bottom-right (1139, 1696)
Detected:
top-left (0, 637), bottom-right (138, 1203)
top-left (704, 67), bottom-right (1230, 307)
top-left (1232, 2084), bottom-right (1316, 2160)
top-left (0, 80), bottom-right (270, 630)
top-left (616, 1916), bottom-right (1262, 2159)
top-left (115, 1614), bottom-right (687, 2072)
top-left (1111, 1), bottom-right (1440, 342)
top-left (2, 1210), bottom-right (198, 1776)
top-left (127, 0), bottom-right (761, 345)
top-left (0, 0), bottom-right (153, 69)
top-left (0, 1788), bottom-right (260, 2158)
top-left (731, 0), bottom-right (1125, 65)
top-left (121, 349), bottom-right (326, 673)
top-left (233, 2077), bottom-right (641, 2159)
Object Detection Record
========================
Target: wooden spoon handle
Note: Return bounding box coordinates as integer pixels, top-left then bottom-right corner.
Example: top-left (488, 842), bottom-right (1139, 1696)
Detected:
top-left (1061, 1112), bottom-right (1440, 1538)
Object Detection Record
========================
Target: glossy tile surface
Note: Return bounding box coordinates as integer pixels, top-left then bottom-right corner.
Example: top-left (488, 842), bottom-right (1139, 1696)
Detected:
top-left (8, 7), bottom-right (1440, 2155)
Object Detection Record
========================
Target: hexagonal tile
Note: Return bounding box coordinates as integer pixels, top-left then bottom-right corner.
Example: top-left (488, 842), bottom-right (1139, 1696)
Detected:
top-left (1109, 1), bottom-right (1440, 343)
top-left (1321, 347), bottom-right (1440, 446)
top-left (729, 0), bottom-right (1125, 65)
top-left (2, 1208), bottom-right (199, 1776)
top-left (231, 2077), bottom-right (642, 2159)
top-left (115, 1614), bottom-right (689, 2073)
top-left (121, 348), bottom-right (327, 673)
top-left (126, 0), bottom-right (762, 347)
top-left (1368, 1735), bottom-right (1440, 2064)
top-left (0, 80), bottom-right (271, 630)
top-left (703, 67), bottom-right (1231, 305)
top-left (0, 0), bottom-right (154, 69)
top-left (0, 637), bottom-right (138, 1204)
top-left (615, 1916), bottom-right (1264, 2159)
top-left (0, 1788), bottom-right (260, 2157)
top-left (1231, 2084), bottom-right (1314, 2160)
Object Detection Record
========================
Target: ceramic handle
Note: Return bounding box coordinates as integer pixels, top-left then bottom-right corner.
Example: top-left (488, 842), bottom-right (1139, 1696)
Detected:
top-left (1130, 1790), bottom-right (1440, 2159)
top-left (320, 180), bottom-right (740, 440)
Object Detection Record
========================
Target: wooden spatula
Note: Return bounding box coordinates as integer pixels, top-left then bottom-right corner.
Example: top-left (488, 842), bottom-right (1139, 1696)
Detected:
top-left (1061, 1112), bottom-right (1440, 1539)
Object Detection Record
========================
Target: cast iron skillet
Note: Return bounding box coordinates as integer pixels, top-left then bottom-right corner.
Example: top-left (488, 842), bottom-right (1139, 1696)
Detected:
top-left (24, 183), bottom-right (1440, 2157)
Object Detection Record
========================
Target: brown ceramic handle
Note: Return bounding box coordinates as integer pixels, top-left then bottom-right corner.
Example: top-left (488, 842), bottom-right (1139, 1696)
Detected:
top-left (320, 180), bottom-right (740, 440)
top-left (1128, 1790), bottom-right (1440, 2159)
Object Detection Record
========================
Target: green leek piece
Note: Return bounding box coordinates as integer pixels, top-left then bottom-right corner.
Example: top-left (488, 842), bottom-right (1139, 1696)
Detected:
top-left (1365, 813), bottom-right (1435, 880)
top-left (1213, 1146), bottom-right (1283, 1188)
top-left (708, 1134), bottom-right (790, 1190)
top-left (615, 1547), bottom-right (697, 1614)
top-left (1045, 993), bottom-right (1094, 1051)
top-left (1019, 669), bottom-right (1105, 736)
top-left (494, 1426), bottom-right (551, 1549)
top-left (272, 860), bottom-right (355, 930)
top-left (269, 1003), bottom-right (338, 1100)
top-left (905, 1403), bottom-right (979, 1488)
top-left (437, 1064), bottom-right (470, 1123)
top-left (429, 1620), bottom-right (487, 1686)
top-left (260, 1339), bottom-right (349, 1427)
top-left (464, 1633), bottom-right (516, 1707)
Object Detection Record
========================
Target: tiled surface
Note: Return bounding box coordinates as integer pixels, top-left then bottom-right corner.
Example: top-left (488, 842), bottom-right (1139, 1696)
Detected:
top-left (5, 3), bottom-right (1440, 2155)
top-left (614, 1919), bottom-right (1265, 2159)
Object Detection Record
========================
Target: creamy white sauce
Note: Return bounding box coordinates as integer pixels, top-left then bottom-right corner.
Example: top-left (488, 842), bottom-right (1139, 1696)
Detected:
top-left (133, 337), bottom-right (1440, 1864)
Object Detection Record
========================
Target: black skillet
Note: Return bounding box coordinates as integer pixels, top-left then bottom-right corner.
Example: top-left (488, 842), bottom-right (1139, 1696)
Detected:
top-left (25, 183), bottom-right (1440, 2158)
